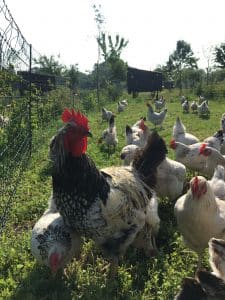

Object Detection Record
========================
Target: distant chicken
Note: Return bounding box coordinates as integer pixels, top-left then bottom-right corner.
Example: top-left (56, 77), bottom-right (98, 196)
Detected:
top-left (99, 114), bottom-right (118, 153)
top-left (117, 101), bottom-right (126, 113)
top-left (50, 108), bottom-right (167, 274)
top-left (198, 100), bottom-right (210, 117)
top-left (190, 100), bottom-right (198, 113)
top-left (172, 116), bottom-right (199, 145)
top-left (146, 103), bottom-right (167, 128)
top-left (182, 99), bottom-right (189, 113)
top-left (174, 175), bottom-right (225, 265)
top-left (208, 165), bottom-right (225, 200)
top-left (120, 99), bottom-right (128, 106)
top-left (101, 107), bottom-right (113, 122)
top-left (31, 207), bottom-right (82, 275)
top-left (154, 96), bottom-right (165, 111)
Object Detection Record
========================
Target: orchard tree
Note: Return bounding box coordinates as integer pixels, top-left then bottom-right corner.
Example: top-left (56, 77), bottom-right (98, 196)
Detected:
top-left (167, 40), bottom-right (198, 90)
top-left (214, 42), bottom-right (225, 68)
top-left (33, 54), bottom-right (65, 76)
top-left (65, 64), bottom-right (79, 90)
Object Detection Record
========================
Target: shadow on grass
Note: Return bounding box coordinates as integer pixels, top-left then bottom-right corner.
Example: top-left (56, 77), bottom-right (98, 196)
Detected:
top-left (11, 260), bottom-right (141, 300)
top-left (198, 114), bottom-right (210, 120)
top-left (12, 265), bottom-right (73, 300)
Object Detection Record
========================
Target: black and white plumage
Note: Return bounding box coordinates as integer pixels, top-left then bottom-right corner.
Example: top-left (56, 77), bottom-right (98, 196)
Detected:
top-left (198, 100), bottom-right (210, 117)
top-left (117, 101), bottom-right (126, 113)
top-left (99, 115), bottom-right (118, 152)
top-left (101, 107), bottom-right (113, 122)
top-left (50, 110), bottom-right (167, 273)
top-left (182, 100), bottom-right (189, 113)
top-left (209, 237), bottom-right (225, 281)
top-left (31, 207), bottom-right (82, 274)
top-left (175, 270), bottom-right (225, 300)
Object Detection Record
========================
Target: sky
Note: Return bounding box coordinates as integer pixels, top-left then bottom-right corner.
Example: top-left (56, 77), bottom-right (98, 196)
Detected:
top-left (4, 0), bottom-right (225, 73)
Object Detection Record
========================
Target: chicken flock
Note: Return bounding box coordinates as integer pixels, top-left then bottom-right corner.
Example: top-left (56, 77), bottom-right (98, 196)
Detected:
top-left (30, 95), bottom-right (225, 298)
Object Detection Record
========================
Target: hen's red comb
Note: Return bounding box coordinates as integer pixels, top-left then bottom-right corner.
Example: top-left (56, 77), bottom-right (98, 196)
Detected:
top-left (199, 143), bottom-right (207, 154)
top-left (192, 176), bottom-right (199, 195)
top-left (139, 119), bottom-right (146, 130)
top-left (61, 108), bottom-right (89, 128)
top-left (170, 139), bottom-right (176, 148)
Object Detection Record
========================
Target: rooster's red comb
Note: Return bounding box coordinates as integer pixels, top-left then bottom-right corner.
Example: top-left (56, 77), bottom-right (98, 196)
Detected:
top-left (199, 143), bottom-right (207, 154)
top-left (61, 108), bottom-right (89, 128)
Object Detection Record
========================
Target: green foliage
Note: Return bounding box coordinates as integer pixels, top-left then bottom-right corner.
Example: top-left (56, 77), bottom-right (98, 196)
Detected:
top-left (33, 54), bottom-right (66, 76)
top-left (166, 40), bottom-right (199, 90)
top-left (214, 42), bottom-right (225, 68)
top-left (1, 87), bottom-right (225, 299)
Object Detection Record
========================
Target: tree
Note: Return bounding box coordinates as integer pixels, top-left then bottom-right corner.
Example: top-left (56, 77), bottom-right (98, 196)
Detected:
top-left (65, 64), bottom-right (79, 90)
top-left (33, 54), bottom-right (65, 76)
top-left (167, 40), bottom-right (198, 90)
top-left (214, 43), bottom-right (225, 68)
top-left (97, 33), bottom-right (129, 61)
top-left (93, 4), bottom-right (105, 107)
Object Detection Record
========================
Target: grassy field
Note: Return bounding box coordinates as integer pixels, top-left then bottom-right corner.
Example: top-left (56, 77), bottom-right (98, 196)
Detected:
top-left (1, 90), bottom-right (225, 299)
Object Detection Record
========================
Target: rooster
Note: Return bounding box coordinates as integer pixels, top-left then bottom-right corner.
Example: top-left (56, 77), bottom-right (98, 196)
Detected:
top-left (50, 108), bottom-right (167, 274)
top-left (146, 103), bottom-right (167, 128)
top-left (208, 165), bottom-right (225, 200)
top-left (31, 206), bottom-right (82, 275)
top-left (172, 116), bottom-right (199, 145)
top-left (174, 175), bottom-right (225, 266)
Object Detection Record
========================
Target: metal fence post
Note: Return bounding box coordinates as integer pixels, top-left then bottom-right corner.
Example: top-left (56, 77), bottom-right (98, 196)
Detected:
top-left (28, 44), bottom-right (32, 156)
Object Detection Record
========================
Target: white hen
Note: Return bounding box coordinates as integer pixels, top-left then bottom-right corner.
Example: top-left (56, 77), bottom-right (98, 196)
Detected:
top-left (146, 103), bottom-right (167, 128)
top-left (155, 157), bottom-right (186, 201)
top-left (172, 116), bottom-right (199, 145)
top-left (174, 175), bottom-right (225, 263)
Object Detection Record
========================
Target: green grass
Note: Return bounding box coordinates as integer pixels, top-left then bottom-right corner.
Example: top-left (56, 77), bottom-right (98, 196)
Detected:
top-left (1, 90), bottom-right (225, 299)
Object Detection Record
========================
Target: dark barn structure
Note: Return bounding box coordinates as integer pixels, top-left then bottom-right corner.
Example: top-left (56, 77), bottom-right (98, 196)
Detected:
top-left (127, 67), bottom-right (162, 94)
top-left (17, 71), bottom-right (68, 94)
